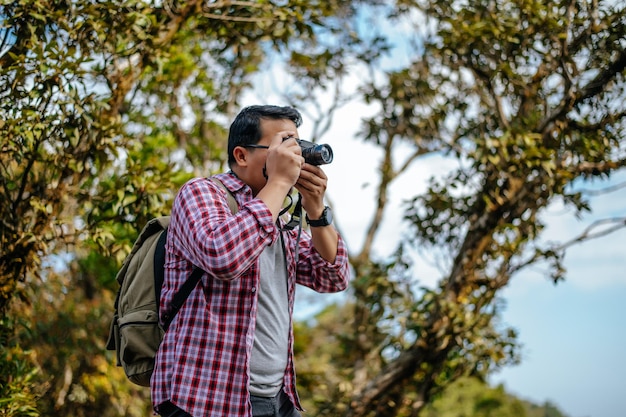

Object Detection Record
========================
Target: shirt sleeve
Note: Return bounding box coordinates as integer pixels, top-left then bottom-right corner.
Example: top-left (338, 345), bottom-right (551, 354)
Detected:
top-left (291, 229), bottom-right (352, 293)
top-left (167, 177), bottom-right (278, 281)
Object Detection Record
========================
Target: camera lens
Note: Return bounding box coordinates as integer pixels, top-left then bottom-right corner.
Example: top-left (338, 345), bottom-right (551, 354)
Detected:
top-left (317, 145), bottom-right (333, 165)
top-left (296, 139), bottom-right (334, 165)
top-left (305, 144), bottom-right (333, 165)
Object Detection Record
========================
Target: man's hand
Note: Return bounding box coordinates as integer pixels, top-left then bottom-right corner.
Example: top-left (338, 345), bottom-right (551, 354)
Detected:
top-left (265, 133), bottom-right (303, 189)
top-left (295, 163), bottom-right (327, 221)
top-left (258, 133), bottom-right (304, 222)
top-left (295, 163), bottom-right (338, 262)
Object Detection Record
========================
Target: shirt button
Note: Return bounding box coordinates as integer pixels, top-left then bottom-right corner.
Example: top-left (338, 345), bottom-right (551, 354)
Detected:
top-left (251, 287), bottom-right (256, 293)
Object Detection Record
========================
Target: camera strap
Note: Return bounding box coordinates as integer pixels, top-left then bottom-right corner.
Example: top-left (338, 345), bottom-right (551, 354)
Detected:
top-left (281, 193), bottom-right (302, 231)
top-left (279, 193), bottom-right (304, 267)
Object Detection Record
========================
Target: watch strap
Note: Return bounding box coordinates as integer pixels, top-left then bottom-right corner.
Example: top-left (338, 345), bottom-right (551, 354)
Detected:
top-left (306, 206), bottom-right (332, 227)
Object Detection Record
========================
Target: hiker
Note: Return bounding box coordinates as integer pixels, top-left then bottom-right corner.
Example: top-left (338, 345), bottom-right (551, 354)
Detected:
top-left (151, 105), bottom-right (351, 417)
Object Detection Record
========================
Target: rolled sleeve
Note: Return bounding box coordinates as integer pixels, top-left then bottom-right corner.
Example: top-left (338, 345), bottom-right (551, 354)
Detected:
top-left (294, 232), bottom-right (351, 293)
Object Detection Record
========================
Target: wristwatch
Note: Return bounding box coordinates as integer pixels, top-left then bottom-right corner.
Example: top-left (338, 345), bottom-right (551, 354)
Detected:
top-left (306, 206), bottom-right (333, 227)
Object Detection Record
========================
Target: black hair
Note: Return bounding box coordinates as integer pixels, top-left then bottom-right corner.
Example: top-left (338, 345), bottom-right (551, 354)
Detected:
top-left (227, 105), bottom-right (303, 166)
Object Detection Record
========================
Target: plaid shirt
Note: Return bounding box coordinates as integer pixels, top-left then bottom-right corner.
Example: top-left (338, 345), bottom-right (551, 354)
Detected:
top-left (151, 173), bottom-right (351, 416)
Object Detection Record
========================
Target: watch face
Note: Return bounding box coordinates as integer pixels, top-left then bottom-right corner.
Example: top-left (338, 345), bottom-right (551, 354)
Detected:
top-left (324, 207), bottom-right (333, 224)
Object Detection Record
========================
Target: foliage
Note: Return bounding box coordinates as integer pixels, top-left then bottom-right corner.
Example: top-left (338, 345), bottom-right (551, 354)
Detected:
top-left (294, 307), bottom-right (566, 417)
top-left (9, 255), bottom-right (152, 417)
top-left (0, 318), bottom-right (38, 417)
top-left (421, 376), bottom-right (569, 417)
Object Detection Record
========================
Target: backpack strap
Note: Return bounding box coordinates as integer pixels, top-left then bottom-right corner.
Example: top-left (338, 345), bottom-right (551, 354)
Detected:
top-left (210, 176), bottom-right (238, 215)
top-left (154, 228), bottom-right (168, 304)
top-left (160, 176), bottom-right (238, 329)
top-left (163, 266), bottom-right (204, 330)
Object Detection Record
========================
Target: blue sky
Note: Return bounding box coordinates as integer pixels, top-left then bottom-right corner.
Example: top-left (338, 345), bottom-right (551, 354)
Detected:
top-left (494, 271), bottom-right (626, 417)
top-left (490, 171), bottom-right (626, 417)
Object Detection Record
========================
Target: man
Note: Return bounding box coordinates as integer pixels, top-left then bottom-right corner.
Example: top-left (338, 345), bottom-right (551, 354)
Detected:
top-left (151, 105), bottom-right (351, 416)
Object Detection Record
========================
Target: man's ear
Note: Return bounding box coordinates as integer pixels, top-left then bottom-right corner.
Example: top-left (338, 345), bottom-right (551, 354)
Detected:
top-left (232, 146), bottom-right (248, 167)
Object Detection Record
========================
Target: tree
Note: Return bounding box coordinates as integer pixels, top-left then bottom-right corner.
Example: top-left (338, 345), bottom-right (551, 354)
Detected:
top-left (337, 1), bottom-right (626, 416)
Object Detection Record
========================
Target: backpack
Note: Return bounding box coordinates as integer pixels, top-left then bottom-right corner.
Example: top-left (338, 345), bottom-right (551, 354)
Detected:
top-left (106, 177), bottom-right (238, 387)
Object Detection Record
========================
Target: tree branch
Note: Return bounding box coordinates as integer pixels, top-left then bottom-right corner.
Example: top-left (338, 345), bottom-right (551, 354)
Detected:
top-left (539, 47), bottom-right (626, 133)
top-left (510, 216), bottom-right (626, 276)
top-left (578, 180), bottom-right (626, 196)
top-left (560, 217), bottom-right (626, 249)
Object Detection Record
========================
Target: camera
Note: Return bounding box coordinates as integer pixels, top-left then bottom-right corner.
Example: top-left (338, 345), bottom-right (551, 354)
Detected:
top-left (297, 139), bottom-right (333, 165)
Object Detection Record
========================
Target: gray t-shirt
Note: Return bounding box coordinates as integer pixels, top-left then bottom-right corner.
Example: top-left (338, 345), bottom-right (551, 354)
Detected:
top-left (249, 236), bottom-right (289, 397)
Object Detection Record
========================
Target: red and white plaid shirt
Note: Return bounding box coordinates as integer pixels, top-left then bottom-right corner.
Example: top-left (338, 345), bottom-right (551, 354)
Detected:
top-left (151, 172), bottom-right (351, 416)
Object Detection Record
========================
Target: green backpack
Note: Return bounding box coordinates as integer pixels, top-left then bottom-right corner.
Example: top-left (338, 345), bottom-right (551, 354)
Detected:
top-left (106, 177), bottom-right (237, 387)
